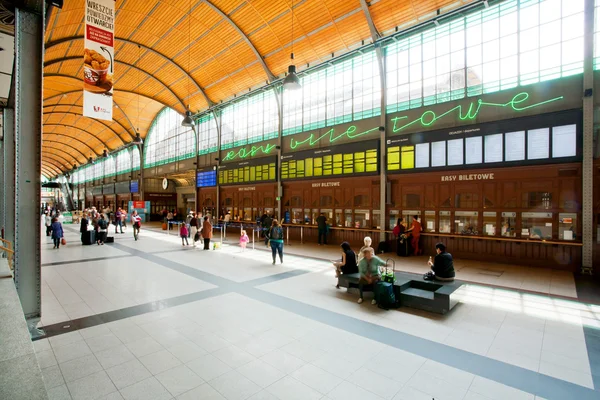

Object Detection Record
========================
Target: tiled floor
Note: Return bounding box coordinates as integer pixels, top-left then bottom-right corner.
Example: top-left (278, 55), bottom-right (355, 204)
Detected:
top-left (35, 224), bottom-right (600, 400)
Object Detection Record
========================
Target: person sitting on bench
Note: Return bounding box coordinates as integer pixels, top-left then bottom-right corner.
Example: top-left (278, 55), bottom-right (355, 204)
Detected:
top-left (358, 236), bottom-right (373, 263)
top-left (425, 242), bottom-right (456, 281)
top-left (357, 247), bottom-right (386, 305)
top-left (332, 242), bottom-right (358, 289)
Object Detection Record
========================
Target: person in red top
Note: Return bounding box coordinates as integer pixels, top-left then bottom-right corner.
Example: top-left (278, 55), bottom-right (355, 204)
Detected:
top-left (406, 215), bottom-right (422, 256)
top-left (131, 211), bottom-right (142, 241)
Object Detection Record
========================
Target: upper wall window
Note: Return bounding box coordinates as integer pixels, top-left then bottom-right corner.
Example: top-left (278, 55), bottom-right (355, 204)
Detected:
top-left (282, 51), bottom-right (381, 136)
top-left (198, 114), bottom-right (218, 155)
top-left (144, 108), bottom-right (195, 168)
top-left (386, 0), bottom-right (584, 113)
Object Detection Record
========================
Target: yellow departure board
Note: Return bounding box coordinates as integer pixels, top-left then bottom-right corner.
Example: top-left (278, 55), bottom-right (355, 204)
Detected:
top-left (218, 161), bottom-right (276, 185)
top-left (281, 141), bottom-right (379, 180)
top-left (388, 145), bottom-right (416, 171)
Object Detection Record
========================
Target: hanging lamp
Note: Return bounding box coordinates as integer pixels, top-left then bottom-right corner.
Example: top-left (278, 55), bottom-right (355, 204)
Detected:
top-left (283, 0), bottom-right (301, 90)
top-left (182, 0), bottom-right (195, 127)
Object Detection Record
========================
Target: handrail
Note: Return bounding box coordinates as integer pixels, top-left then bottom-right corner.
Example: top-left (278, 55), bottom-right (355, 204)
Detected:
top-left (0, 241), bottom-right (14, 271)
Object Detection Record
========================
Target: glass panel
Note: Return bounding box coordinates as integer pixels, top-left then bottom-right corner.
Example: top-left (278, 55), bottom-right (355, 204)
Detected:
top-left (522, 212), bottom-right (553, 239)
top-left (389, 210), bottom-right (399, 230)
top-left (344, 209), bottom-right (353, 227)
top-left (355, 209), bottom-right (369, 229)
top-left (455, 211), bottom-right (479, 235)
top-left (559, 213), bottom-right (577, 240)
top-left (501, 212), bottom-right (517, 237)
top-left (527, 128), bottom-right (550, 159)
top-left (552, 124), bottom-right (577, 158)
top-left (292, 208), bottom-right (302, 224)
top-left (483, 212), bottom-right (497, 236)
top-left (424, 210), bottom-right (436, 233)
top-left (335, 209), bottom-right (343, 227)
top-left (439, 211), bottom-right (451, 233)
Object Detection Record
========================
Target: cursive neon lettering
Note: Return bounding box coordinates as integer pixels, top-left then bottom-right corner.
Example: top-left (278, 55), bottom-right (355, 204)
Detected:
top-left (222, 143), bottom-right (276, 162)
top-left (290, 126), bottom-right (379, 150)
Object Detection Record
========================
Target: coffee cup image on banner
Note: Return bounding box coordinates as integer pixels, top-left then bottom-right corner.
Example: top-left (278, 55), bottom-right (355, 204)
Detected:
top-left (83, 48), bottom-right (113, 94)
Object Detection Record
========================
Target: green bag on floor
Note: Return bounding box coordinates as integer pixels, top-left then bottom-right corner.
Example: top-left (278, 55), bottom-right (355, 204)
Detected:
top-left (382, 258), bottom-right (396, 284)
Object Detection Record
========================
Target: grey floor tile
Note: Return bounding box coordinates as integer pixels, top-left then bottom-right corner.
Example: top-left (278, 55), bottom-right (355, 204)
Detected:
top-left (95, 345), bottom-right (135, 370)
top-left (53, 341), bottom-right (93, 364)
top-left (37, 349), bottom-right (58, 369)
top-left (124, 337), bottom-right (163, 358)
top-left (66, 370), bottom-right (117, 400)
top-left (59, 354), bottom-right (103, 383)
top-left (236, 359), bottom-right (285, 388)
top-left (85, 333), bottom-right (122, 353)
top-left (208, 370), bottom-right (261, 400)
top-left (119, 376), bottom-right (172, 400)
top-left (49, 332), bottom-right (85, 350)
top-left (290, 364), bottom-right (343, 394)
top-left (105, 359), bottom-right (152, 390)
top-left (139, 349), bottom-right (182, 375)
top-left (265, 376), bottom-right (322, 400)
top-left (155, 365), bottom-right (204, 397)
top-left (166, 340), bottom-right (207, 364)
top-left (47, 384), bottom-right (72, 400)
top-left (42, 365), bottom-right (66, 389)
top-left (213, 345), bottom-right (255, 369)
top-left (176, 383), bottom-right (225, 400)
top-left (186, 354), bottom-right (231, 382)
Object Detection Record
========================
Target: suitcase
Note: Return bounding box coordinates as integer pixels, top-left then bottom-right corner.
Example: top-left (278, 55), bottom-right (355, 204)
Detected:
top-left (105, 236), bottom-right (114, 243)
top-left (81, 230), bottom-right (95, 245)
top-left (374, 281), bottom-right (396, 310)
top-left (162, 223), bottom-right (167, 230)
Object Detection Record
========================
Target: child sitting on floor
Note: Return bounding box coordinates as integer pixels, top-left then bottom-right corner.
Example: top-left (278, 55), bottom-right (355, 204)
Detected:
top-left (240, 230), bottom-right (249, 251)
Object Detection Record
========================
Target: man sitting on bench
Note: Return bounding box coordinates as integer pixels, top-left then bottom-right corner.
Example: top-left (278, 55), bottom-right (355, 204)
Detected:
top-left (425, 242), bottom-right (456, 281)
top-left (357, 247), bottom-right (386, 305)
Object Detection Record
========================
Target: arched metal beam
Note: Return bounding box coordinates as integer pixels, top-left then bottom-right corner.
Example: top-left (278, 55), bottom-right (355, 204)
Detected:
top-left (44, 57), bottom-right (187, 110)
top-left (43, 105), bottom-right (134, 139)
top-left (43, 109), bottom-right (126, 146)
top-left (44, 74), bottom-right (182, 120)
top-left (43, 133), bottom-right (101, 157)
top-left (43, 157), bottom-right (67, 174)
top-left (43, 123), bottom-right (111, 152)
top-left (42, 144), bottom-right (83, 165)
top-left (44, 36), bottom-right (214, 107)
top-left (43, 139), bottom-right (89, 161)
top-left (358, 0), bottom-right (381, 41)
top-left (43, 150), bottom-right (75, 167)
top-left (201, 0), bottom-right (276, 82)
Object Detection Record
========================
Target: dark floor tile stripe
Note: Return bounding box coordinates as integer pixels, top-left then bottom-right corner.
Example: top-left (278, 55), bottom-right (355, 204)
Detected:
top-left (42, 255), bottom-right (134, 267)
top-left (244, 269), bottom-right (313, 287)
top-left (37, 287), bottom-right (227, 340)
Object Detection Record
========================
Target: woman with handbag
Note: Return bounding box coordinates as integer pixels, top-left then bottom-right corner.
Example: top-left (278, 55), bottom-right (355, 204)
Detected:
top-left (131, 211), bottom-right (142, 241)
top-left (393, 218), bottom-right (408, 257)
top-left (268, 219), bottom-right (284, 264)
top-left (189, 213), bottom-right (199, 247)
top-left (51, 217), bottom-right (64, 249)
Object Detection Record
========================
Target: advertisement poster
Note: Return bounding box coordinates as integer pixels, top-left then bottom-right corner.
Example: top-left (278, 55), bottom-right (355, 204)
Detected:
top-left (83, 0), bottom-right (114, 121)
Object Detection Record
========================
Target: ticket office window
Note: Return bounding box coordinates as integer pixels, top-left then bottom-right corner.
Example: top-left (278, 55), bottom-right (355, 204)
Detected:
top-left (303, 208), bottom-right (311, 224)
top-left (321, 209), bottom-right (334, 225)
top-left (455, 211), bottom-right (479, 235)
top-left (335, 209), bottom-right (344, 227)
top-left (424, 211), bottom-right (436, 233)
top-left (355, 209), bottom-right (370, 229)
top-left (522, 212), bottom-right (553, 239)
top-left (292, 208), bottom-right (302, 224)
top-left (558, 213), bottom-right (577, 241)
top-left (483, 212), bottom-right (497, 236)
top-left (312, 209), bottom-right (319, 225)
top-left (344, 209), bottom-right (353, 227)
top-left (373, 210), bottom-right (381, 230)
top-left (402, 211), bottom-right (421, 228)
top-left (501, 212), bottom-right (517, 237)
top-left (439, 211), bottom-right (451, 233)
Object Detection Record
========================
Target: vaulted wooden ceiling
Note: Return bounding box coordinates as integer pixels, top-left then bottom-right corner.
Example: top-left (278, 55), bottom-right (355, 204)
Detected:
top-left (42, 0), bottom-right (474, 177)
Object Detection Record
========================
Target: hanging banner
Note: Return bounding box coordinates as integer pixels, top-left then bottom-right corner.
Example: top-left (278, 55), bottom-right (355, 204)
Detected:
top-left (83, 0), bottom-right (114, 121)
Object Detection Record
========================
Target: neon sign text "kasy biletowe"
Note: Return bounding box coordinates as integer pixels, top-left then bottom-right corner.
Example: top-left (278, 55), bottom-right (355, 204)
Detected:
top-left (228, 92), bottom-right (565, 155)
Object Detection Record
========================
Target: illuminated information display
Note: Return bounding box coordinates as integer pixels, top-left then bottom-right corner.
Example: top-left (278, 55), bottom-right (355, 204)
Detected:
top-left (281, 140), bottom-right (379, 180)
top-left (387, 109), bottom-right (580, 173)
top-left (196, 169), bottom-right (217, 188)
top-left (218, 157), bottom-right (276, 185)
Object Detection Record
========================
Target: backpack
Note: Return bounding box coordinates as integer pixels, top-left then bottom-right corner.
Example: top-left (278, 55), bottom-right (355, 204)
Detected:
top-left (98, 219), bottom-right (108, 229)
top-left (270, 227), bottom-right (283, 240)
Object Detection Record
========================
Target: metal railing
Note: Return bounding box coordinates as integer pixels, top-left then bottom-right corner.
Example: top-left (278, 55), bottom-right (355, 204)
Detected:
top-left (0, 238), bottom-right (15, 271)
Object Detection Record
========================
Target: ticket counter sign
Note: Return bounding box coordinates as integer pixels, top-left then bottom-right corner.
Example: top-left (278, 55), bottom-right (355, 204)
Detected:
top-left (83, 0), bottom-right (115, 121)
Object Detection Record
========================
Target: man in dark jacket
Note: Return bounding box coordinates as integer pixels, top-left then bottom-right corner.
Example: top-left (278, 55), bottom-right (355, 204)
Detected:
top-left (427, 242), bottom-right (455, 281)
top-left (316, 212), bottom-right (328, 245)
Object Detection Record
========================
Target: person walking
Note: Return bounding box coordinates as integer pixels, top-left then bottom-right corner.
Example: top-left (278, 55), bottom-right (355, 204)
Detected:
top-left (132, 211), bottom-right (142, 241)
top-left (45, 212), bottom-right (52, 237)
top-left (202, 216), bottom-right (213, 250)
top-left (190, 213), bottom-right (199, 247)
top-left (262, 213), bottom-right (273, 247)
top-left (167, 210), bottom-right (174, 230)
top-left (180, 223), bottom-right (189, 246)
top-left (51, 217), bottom-right (64, 249)
top-left (239, 230), bottom-right (249, 251)
top-left (317, 212), bottom-right (328, 245)
top-left (186, 212), bottom-right (193, 238)
top-left (79, 213), bottom-right (89, 244)
top-left (268, 219), bottom-right (284, 264)
top-left (114, 208), bottom-right (124, 234)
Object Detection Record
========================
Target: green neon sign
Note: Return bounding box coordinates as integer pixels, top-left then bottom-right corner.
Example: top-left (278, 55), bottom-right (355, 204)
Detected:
top-left (391, 92), bottom-right (564, 133)
top-left (222, 143), bottom-right (276, 161)
top-left (290, 126), bottom-right (379, 150)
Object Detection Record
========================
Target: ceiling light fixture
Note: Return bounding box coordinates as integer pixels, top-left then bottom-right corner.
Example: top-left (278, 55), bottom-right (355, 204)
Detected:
top-left (102, 149), bottom-right (109, 158)
top-left (182, 0), bottom-right (195, 128)
top-left (283, 0), bottom-right (301, 91)
top-left (89, 156), bottom-right (95, 164)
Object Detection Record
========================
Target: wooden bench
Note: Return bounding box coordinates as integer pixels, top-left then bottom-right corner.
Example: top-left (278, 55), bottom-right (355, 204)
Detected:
top-left (337, 271), bottom-right (462, 314)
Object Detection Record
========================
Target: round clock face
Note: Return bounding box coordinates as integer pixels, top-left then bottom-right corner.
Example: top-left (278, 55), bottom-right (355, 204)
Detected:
top-left (162, 178), bottom-right (168, 190)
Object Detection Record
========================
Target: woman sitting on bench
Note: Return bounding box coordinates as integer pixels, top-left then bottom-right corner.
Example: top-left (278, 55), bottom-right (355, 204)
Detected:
top-left (333, 242), bottom-right (358, 289)
top-left (357, 247), bottom-right (386, 304)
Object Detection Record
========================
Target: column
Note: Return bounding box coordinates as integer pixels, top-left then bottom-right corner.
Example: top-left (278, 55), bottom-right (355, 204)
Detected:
top-left (14, 6), bottom-right (43, 330)
top-left (582, 0), bottom-right (594, 273)
top-left (276, 87), bottom-right (283, 222)
top-left (2, 108), bottom-right (15, 245)
top-left (138, 144), bottom-right (145, 201)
